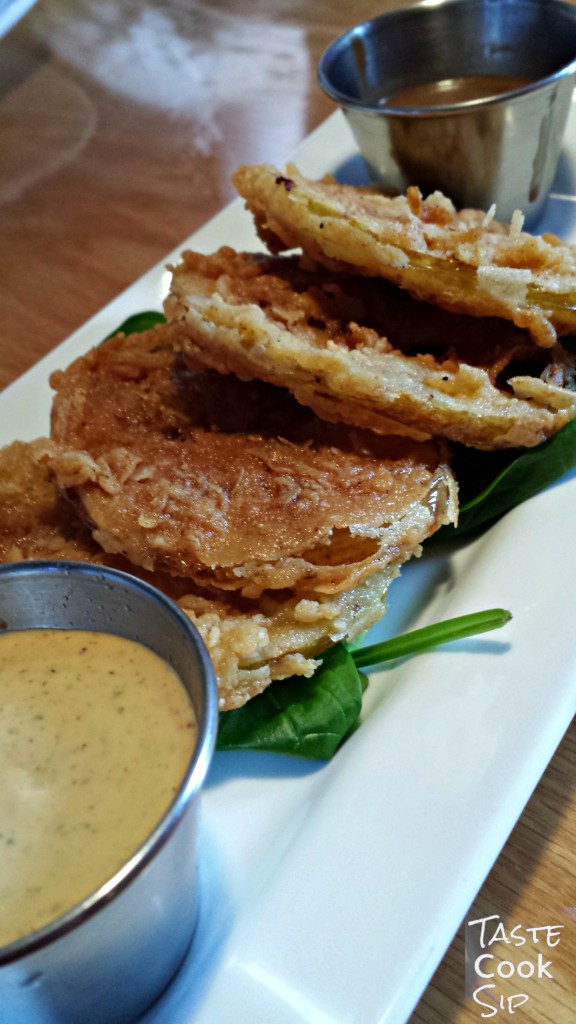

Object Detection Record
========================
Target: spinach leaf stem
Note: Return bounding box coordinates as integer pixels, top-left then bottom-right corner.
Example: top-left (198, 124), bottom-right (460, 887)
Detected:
top-left (353, 609), bottom-right (512, 669)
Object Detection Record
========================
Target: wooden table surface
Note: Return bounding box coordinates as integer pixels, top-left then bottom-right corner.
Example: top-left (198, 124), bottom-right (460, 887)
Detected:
top-left (1, 1), bottom-right (574, 1020)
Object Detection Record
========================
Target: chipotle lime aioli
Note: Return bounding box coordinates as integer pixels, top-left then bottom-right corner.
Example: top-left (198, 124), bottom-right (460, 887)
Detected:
top-left (0, 628), bottom-right (197, 947)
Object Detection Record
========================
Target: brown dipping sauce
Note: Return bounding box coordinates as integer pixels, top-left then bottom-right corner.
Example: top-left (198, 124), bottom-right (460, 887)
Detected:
top-left (383, 75), bottom-right (534, 108)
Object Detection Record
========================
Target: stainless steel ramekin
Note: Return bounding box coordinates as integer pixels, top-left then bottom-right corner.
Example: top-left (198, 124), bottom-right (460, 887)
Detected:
top-left (0, 561), bottom-right (218, 1024)
top-left (318, 0), bottom-right (576, 226)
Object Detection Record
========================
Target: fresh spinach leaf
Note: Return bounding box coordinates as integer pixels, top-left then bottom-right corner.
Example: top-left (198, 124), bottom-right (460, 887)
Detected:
top-left (438, 418), bottom-right (576, 538)
top-left (104, 311), bottom-right (166, 340)
top-left (216, 643), bottom-right (365, 760)
top-left (217, 609), bottom-right (510, 759)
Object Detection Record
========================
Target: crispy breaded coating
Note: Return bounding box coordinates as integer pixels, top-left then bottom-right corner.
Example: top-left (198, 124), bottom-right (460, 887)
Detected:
top-left (0, 439), bottom-right (400, 710)
top-left (177, 564), bottom-right (400, 709)
top-left (0, 439), bottom-right (106, 564)
top-left (166, 248), bottom-right (576, 450)
top-left (47, 326), bottom-right (456, 598)
top-left (233, 162), bottom-right (576, 348)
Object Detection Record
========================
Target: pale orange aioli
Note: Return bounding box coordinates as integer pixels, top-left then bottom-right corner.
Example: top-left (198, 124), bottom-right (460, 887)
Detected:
top-left (0, 628), bottom-right (197, 947)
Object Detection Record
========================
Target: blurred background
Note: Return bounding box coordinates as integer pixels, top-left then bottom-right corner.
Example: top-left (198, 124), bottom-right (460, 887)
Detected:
top-left (0, 0), bottom-right (416, 390)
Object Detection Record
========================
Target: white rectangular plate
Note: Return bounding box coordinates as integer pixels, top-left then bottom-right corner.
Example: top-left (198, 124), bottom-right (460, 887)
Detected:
top-left (2, 109), bottom-right (576, 1024)
top-left (0, 0), bottom-right (38, 39)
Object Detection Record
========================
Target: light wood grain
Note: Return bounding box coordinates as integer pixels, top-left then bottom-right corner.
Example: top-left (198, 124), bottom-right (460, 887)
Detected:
top-left (0, 1), bottom-right (574, 1020)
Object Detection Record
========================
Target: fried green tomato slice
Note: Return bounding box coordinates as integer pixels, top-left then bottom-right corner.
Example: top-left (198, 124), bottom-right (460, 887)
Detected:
top-left (47, 325), bottom-right (456, 599)
top-left (233, 162), bottom-right (576, 348)
top-left (166, 247), bottom-right (576, 450)
top-left (0, 437), bottom-right (401, 710)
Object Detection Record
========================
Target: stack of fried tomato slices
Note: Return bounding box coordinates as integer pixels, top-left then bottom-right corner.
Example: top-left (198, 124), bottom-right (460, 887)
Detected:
top-left (4, 165), bottom-right (576, 711)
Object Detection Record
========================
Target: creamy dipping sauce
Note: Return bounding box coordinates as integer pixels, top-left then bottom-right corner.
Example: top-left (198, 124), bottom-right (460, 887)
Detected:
top-left (0, 628), bottom-right (196, 947)
top-left (383, 74), bottom-right (535, 108)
